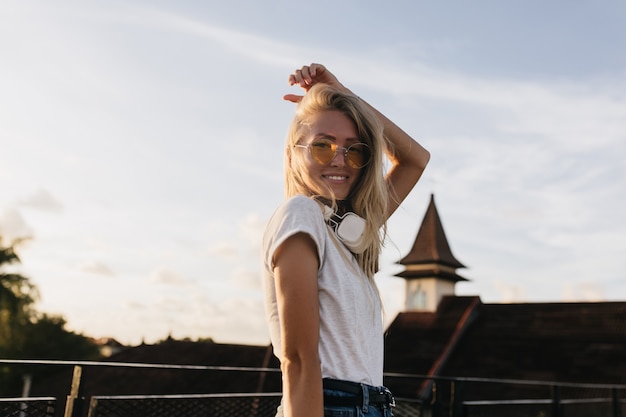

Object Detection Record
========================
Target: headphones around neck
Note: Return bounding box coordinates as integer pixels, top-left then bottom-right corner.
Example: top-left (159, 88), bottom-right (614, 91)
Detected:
top-left (323, 206), bottom-right (366, 253)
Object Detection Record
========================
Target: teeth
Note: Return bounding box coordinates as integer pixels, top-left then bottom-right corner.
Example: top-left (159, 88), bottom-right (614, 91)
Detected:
top-left (326, 175), bottom-right (346, 181)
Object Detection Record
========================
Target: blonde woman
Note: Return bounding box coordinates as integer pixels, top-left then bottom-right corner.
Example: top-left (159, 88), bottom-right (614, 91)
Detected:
top-left (263, 63), bottom-right (430, 417)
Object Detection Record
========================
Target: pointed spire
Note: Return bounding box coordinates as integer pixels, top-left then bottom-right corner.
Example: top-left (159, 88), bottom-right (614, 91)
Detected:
top-left (396, 194), bottom-right (467, 283)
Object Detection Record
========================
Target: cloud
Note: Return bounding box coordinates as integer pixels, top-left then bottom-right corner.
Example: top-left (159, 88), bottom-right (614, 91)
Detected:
top-left (18, 188), bottom-right (64, 212)
top-left (330, 58), bottom-right (626, 152)
top-left (238, 213), bottom-right (265, 245)
top-left (562, 282), bottom-right (605, 302)
top-left (154, 296), bottom-right (191, 313)
top-left (208, 212), bottom-right (265, 267)
top-left (493, 277), bottom-right (527, 303)
top-left (150, 267), bottom-right (191, 286)
top-left (0, 208), bottom-right (33, 240)
top-left (77, 261), bottom-right (115, 276)
top-left (109, 288), bottom-right (267, 345)
top-left (208, 242), bottom-right (238, 260)
top-left (231, 267), bottom-right (261, 290)
top-left (126, 301), bottom-right (147, 310)
top-left (179, 296), bottom-right (268, 344)
top-left (138, 7), bottom-right (297, 69)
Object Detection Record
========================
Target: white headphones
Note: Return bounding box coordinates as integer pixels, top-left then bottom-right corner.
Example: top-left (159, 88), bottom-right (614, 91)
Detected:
top-left (323, 206), bottom-right (366, 253)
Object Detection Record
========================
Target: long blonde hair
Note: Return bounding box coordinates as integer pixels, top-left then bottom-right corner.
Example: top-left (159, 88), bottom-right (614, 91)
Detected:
top-left (284, 84), bottom-right (389, 279)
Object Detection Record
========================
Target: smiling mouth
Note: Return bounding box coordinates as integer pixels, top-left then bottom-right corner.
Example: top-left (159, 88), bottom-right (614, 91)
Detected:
top-left (324, 175), bottom-right (348, 181)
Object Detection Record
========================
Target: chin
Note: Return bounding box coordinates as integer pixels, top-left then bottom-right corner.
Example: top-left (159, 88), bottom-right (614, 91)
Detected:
top-left (311, 184), bottom-right (351, 200)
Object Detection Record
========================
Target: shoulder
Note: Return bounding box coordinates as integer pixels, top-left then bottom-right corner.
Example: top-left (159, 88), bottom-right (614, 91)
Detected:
top-left (263, 195), bottom-right (327, 269)
top-left (264, 195), bottom-right (325, 234)
top-left (281, 195), bottom-right (323, 214)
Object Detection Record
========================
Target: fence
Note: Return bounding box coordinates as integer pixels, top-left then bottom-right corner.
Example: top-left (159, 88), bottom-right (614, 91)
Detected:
top-left (0, 397), bottom-right (56, 417)
top-left (1, 360), bottom-right (624, 417)
top-left (396, 374), bottom-right (626, 417)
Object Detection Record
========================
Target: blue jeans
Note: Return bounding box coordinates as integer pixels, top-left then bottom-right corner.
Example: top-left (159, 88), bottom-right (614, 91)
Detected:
top-left (274, 381), bottom-right (394, 417)
top-left (323, 381), bottom-right (394, 417)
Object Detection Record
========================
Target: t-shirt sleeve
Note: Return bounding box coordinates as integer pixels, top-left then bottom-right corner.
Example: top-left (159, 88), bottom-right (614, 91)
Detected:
top-left (263, 196), bottom-right (326, 271)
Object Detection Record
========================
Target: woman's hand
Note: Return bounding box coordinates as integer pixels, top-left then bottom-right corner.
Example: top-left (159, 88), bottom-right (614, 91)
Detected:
top-left (283, 63), bottom-right (346, 103)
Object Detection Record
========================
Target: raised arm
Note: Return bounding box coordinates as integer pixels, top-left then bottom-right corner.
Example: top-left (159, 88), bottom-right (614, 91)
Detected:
top-left (285, 63), bottom-right (430, 219)
top-left (366, 99), bottom-right (430, 217)
top-left (272, 233), bottom-right (323, 417)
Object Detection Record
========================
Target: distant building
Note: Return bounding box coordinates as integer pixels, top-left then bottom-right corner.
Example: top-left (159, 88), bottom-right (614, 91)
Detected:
top-left (395, 194), bottom-right (468, 312)
top-left (90, 337), bottom-right (126, 358)
top-left (384, 194), bottom-right (626, 401)
top-left (30, 338), bottom-right (281, 398)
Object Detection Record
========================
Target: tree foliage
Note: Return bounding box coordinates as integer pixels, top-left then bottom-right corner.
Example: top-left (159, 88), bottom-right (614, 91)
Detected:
top-left (0, 236), bottom-right (101, 396)
top-left (0, 238), bottom-right (38, 352)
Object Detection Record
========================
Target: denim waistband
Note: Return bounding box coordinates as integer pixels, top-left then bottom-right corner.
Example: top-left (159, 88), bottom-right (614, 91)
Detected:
top-left (323, 378), bottom-right (395, 409)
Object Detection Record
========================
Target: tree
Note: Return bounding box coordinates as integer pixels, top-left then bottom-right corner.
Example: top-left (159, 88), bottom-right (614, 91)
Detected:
top-left (0, 236), bottom-right (101, 396)
top-left (0, 237), bottom-right (38, 356)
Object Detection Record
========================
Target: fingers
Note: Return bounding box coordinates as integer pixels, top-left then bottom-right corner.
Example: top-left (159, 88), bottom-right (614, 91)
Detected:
top-left (283, 94), bottom-right (303, 103)
top-left (288, 63), bottom-right (325, 87)
top-left (284, 63), bottom-right (344, 104)
top-left (288, 67), bottom-right (309, 87)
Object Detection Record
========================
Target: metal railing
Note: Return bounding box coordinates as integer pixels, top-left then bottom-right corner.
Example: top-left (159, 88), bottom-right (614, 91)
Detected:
top-left (387, 374), bottom-right (626, 417)
top-left (0, 397), bottom-right (56, 417)
top-left (1, 359), bottom-right (624, 417)
top-left (87, 393), bottom-right (282, 417)
top-left (87, 393), bottom-right (421, 417)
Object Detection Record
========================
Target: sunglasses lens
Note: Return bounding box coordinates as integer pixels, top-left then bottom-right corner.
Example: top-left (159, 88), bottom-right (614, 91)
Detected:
top-left (346, 143), bottom-right (370, 168)
top-left (307, 140), bottom-right (371, 168)
top-left (310, 140), bottom-right (336, 165)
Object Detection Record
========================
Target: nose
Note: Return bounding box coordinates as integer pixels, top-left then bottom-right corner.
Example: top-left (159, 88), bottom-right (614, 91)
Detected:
top-left (330, 148), bottom-right (347, 167)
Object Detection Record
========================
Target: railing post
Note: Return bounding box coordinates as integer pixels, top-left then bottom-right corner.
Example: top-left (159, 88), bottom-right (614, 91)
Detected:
top-left (87, 397), bottom-right (98, 417)
top-left (551, 385), bottom-right (562, 417)
top-left (64, 365), bottom-right (83, 417)
top-left (613, 388), bottom-right (623, 417)
top-left (451, 380), bottom-right (464, 417)
top-left (431, 380), bottom-right (440, 417)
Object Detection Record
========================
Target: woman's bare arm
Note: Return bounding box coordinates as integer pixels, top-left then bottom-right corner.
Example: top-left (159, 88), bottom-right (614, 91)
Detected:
top-left (273, 232), bottom-right (323, 417)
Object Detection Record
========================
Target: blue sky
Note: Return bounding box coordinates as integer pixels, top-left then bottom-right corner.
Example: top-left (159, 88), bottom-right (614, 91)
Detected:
top-left (1, 1), bottom-right (625, 346)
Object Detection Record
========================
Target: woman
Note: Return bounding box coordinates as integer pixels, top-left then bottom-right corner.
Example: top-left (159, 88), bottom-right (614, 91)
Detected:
top-left (262, 63), bottom-right (430, 417)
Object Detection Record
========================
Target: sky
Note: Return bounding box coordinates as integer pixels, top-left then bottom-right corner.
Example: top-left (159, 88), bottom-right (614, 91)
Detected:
top-left (1, 1), bottom-right (625, 347)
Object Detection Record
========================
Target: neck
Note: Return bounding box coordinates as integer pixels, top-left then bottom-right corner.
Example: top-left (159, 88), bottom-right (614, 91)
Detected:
top-left (315, 196), bottom-right (352, 216)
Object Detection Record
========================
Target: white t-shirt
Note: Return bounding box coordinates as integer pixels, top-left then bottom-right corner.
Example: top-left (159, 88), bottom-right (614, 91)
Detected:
top-left (262, 195), bottom-right (384, 386)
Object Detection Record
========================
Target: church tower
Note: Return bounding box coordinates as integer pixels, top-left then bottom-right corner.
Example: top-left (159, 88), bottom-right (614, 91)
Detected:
top-left (395, 194), bottom-right (468, 311)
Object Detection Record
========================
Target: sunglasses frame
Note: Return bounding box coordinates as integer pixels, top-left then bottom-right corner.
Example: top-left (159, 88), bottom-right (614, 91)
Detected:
top-left (294, 139), bottom-right (371, 169)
